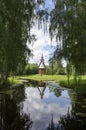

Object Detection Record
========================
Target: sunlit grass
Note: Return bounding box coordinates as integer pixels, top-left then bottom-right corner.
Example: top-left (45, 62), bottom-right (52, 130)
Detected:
top-left (8, 74), bottom-right (86, 89)
top-left (19, 74), bottom-right (86, 88)
top-left (8, 76), bottom-right (21, 85)
top-left (19, 74), bottom-right (68, 82)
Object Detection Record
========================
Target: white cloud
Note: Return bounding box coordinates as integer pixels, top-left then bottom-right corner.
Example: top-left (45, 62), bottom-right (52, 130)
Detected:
top-left (28, 24), bottom-right (56, 65)
top-left (27, 0), bottom-right (56, 65)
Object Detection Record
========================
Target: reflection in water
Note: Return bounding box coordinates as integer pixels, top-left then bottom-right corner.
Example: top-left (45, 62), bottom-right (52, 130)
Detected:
top-left (37, 80), bottom-right (46, 99)
top-left (47, 109), bottom-right (86, 130)
top-left (0, 80), bottom-right (86, 130)
top-left (70, 92), bottom-right (86, 128)
top-left (0, 87), bottom-right (33, 130)
top-left (58, 109), bottom-right (86, 130)
top-left (25, 80), bottom-right (47, 99)
top-left (23, 81), bottom-right (71, 130)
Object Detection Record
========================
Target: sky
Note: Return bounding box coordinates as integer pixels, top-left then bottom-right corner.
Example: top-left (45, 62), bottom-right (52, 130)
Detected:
top-left (28, 0), bottom-right (56, 65)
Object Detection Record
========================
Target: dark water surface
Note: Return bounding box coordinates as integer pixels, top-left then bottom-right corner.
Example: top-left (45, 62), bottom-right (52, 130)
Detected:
top-left (0, 80), bottom-right (86, 130)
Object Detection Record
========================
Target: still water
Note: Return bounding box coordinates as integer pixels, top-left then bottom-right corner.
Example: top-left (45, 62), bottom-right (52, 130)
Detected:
top-left (0, 80), bottom-right (86, 130)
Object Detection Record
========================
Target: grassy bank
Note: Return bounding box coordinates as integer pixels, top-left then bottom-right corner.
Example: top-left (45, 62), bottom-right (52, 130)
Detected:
top-left (19, 74), bottom-right (86, 88)
top-left (8, 77), bottom-right (21, 85)
top-left (8, 74), bottom-right (86, 90)
top-left (19, 74), bottom-right (67, 82)
top-left (8, 74), bottom-right (67, 86)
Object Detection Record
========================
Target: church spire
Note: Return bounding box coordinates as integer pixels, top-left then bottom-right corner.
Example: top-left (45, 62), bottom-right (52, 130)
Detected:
top-left (38, 54), bottom-right (46, 75)
top-left (40, 54), bottom-right (44, 63)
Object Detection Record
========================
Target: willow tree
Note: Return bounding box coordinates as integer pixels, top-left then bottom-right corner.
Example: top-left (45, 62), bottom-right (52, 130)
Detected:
top-left (0, 0), bottom-right (46, 84)
top-left (49, 0), bottom-right (86, 81)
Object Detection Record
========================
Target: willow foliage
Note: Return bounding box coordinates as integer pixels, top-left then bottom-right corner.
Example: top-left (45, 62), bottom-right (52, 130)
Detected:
top-left (0, 0), bottom-right (46, 83)
top-left (50, 0), bottom-right (86, 75)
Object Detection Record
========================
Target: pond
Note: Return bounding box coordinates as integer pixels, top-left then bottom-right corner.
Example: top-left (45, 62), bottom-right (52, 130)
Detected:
top-left (0, 80), bottom-right (86, 130)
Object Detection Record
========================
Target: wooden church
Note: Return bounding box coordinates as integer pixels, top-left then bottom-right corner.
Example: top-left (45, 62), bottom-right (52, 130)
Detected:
top-left (38, 55), bottom-right (46, 75)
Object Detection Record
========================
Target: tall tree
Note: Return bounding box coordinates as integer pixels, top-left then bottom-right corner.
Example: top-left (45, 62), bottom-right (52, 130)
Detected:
top-left (0, 0), bottom-right (45, 84)
top-left (49, 0), bottom-right (86, 76)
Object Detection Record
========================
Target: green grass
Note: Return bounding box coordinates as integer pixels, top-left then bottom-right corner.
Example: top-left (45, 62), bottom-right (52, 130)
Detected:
top-left (8, 74), bottom-right (86, 90)
top-left (17, 74), bottom-right (70, 87)
top-left (19, 74), bottom-right (67, 82)
top-left (19, 74), bottom-right (86, 88)
top-left (8, 76), bottom-right (22, 85)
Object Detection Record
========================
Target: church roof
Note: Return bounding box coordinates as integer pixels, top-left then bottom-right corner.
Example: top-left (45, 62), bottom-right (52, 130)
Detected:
top-left (38, 55), bottom-right (45, 69)
top-left (39, 62), bottom-right (45, 69)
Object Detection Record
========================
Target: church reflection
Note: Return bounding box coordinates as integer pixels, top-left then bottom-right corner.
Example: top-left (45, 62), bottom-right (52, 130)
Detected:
top-left (37, 80), bottom-right (46, 99)
top-left (24, 79), bottom-right (47, 99)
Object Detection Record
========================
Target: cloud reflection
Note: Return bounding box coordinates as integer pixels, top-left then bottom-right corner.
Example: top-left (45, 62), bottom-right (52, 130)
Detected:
top-left (23, 86), bottom-right (72, 130)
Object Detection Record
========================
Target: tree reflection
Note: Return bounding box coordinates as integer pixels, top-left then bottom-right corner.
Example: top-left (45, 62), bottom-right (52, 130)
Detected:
top-left (58, 109), bottom-right (80, 130)
top-left (47, 108), bottom-right (86, 130)
top-left (12, 86), bottom-right (26, 103)
top-left (49, 87), bottom-right (61, 97)
top-left (54, 88), bottom-right (61, 97)
top-left (71, 93), bottom-right (86, 126)
top-left (47, 114), bottom-right (56, 130)
top-left (68, 90), bottom-right (86, 127)
top-left (0, 94), bottom-right (33, 130)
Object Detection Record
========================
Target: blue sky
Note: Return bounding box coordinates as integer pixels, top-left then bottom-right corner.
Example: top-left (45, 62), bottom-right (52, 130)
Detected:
top-left (29, 0), bottom-right (56, 65)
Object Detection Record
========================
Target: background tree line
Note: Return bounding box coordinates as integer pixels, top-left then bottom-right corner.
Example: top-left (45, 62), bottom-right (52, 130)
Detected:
top-left (16, 62), bottom-right (66, 75)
